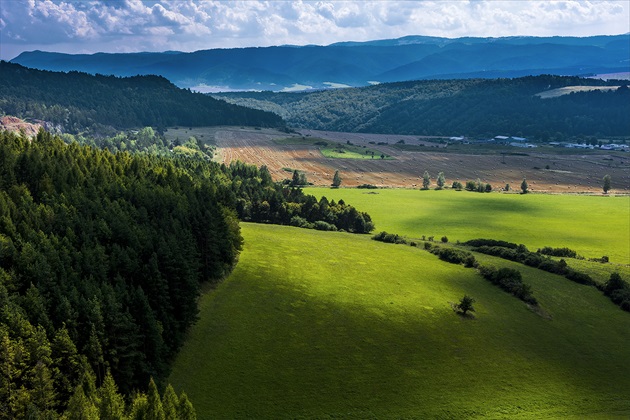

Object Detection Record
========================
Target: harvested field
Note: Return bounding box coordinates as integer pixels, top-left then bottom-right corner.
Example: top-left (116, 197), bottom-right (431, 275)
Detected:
top-left (169, 126), bottom-right (630, 193)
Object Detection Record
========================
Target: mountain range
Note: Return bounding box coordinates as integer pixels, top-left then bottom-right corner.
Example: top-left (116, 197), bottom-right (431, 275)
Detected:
top-left (11, 34), bottom-right (630, 92)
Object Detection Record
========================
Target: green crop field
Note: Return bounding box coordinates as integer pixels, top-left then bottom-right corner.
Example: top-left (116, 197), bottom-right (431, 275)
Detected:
top-left (170, 223), bottom-right (630, 419)
top-left (273, 136), bottom-right (389, 160)
top-left (307, 188), bottom-right (630, 265)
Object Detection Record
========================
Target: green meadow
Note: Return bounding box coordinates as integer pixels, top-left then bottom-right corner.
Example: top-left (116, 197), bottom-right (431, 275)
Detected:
top-left (274, 136), bottom-right (388, 159)
top-left (308, 188), bottom-right (630, 265)
top-left (170, 222), bottom-right (630, 418)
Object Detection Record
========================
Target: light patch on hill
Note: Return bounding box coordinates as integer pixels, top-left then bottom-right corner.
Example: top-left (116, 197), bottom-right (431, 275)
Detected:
top-left (536, 85), bottom-right (620, 99)
top-left (0, 116), bottom-right (42, 138)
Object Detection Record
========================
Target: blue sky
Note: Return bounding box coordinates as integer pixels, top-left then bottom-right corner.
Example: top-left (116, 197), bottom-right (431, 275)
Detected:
top-left (1, 1), bottom-right (629, 60)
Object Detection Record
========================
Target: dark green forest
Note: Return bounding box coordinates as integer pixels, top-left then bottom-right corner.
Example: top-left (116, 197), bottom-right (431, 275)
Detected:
top-left (0, 61), bottom-right (284, 135)
top-left (215, 75), bottom-right (630, 138)
top-left (0, 129), bottom-right (372, 417)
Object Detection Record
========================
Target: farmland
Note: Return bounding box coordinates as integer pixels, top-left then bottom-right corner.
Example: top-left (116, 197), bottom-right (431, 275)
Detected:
top-left (165, 126), bottom-right (630, 193)
top-left (169, 222), bottom-right (630, 419)
top-left (307, 188), bottom-right (630, 265)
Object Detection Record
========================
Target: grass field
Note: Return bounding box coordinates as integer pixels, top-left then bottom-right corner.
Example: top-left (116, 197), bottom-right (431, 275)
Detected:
top-left (169, 223), bottom-right (630, 419)
top-left (307, 188), bottom-right (630, 265)
top-left (274, 136), bottom-right (388, 160)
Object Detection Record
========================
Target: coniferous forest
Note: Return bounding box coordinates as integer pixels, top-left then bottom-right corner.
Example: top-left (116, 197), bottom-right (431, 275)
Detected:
top-left (0, 61), bottom-right (284, 135)
top-left (0, 128), bottom-right (372, 418)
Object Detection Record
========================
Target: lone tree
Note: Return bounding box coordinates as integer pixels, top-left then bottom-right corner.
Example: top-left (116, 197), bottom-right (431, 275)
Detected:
top-left (521, 178), bottom-right (529, 194)
top-left (436, 172), bottom-right (446, 189)
top-left (603, 174), bottom-right (611, 193)
top-left (422, 171), bottom-right (431, 190)
top-left (332, 170), bottom-right (342, 188)
top-left (456, 295), bottom-right (476, 315)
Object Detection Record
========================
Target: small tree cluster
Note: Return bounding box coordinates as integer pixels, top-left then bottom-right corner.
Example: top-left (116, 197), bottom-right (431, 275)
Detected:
top-left (372, 231), bottom-right (408, 244)
top-left (478, 266), bottom-right (537, 305)
top-left (455, 295), bottom-right (476, 315)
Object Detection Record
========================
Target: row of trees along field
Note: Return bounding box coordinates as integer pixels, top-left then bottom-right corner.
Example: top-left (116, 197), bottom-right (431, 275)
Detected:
top-left (0, 129), bottom-right (373, 417)
top-left (0, 61), bottom-right (284, 135)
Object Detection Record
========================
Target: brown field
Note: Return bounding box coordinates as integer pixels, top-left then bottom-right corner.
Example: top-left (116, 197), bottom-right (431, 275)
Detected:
top-left (166, 126), bottom-right (630, 193)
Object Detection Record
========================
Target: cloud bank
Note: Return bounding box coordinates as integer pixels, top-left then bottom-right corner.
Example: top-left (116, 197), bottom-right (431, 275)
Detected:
top-left (1, 0), bottom-right (629, 60)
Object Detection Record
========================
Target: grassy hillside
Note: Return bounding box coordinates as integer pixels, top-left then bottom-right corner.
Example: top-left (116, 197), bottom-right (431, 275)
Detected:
top-left (169, 223), bottom-right (630, 418)
top-left (308, 188), bottom-right (630, 265)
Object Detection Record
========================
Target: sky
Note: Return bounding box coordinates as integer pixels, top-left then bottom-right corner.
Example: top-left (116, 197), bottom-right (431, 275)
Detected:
top-left (1, 0), bottom-right (629, 60)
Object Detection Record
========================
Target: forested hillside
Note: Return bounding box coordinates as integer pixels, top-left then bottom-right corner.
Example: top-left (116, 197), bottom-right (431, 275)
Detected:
top-left (215, 75), bottom-right (630, 138)
top-left (12, 34), bottom-right (629, 91)
top-left (0, 128), bottom-right (373, 417)
top-left (0, 61), bottom-right (284, 135)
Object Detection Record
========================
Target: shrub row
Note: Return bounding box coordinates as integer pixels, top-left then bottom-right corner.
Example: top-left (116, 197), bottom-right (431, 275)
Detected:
top-left (372, 231), bottom-right (408, 244)
top-left (426, 244), bottom-right (477, 267)
top-left (478, 266), bottom-right (538, 305)
top-left (464, 239), bottom-right (521, 249)
top-left (537, 246), bottom-right (580, 259)
top-left (290, 216), bottom-right (338, 231)
top-left (473, 246), bottom-right (595, 286)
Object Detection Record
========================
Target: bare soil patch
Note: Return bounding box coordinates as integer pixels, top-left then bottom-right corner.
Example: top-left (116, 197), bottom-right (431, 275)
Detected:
top-left (178, 126), bottom-right (630, 193)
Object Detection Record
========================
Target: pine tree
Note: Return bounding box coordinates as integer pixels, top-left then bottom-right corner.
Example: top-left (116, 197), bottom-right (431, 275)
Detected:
top-left (146, 377), bottom-right (165, 420)
top-left (521, 178), bottom-right (529, 194)
top-left (97, 370), bottom-right (125, 419)
top-left (177, 391), bottom-right (197, 420)
top-left (162, 384), bottom-right (179, 419)
top-left (64, 385), bottom-right (99, 420)
top-left (128, 393), bottom-right (148, 420)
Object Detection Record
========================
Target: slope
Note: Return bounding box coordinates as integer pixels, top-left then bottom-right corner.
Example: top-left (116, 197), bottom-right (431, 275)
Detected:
top-left (169, 222), bottom-right (630, 418)
top-left (0, 61), bottom-right (284, 134)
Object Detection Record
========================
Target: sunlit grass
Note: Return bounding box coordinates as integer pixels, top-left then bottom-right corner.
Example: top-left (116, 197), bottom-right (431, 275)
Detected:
top-left (308, 188), bottom-right (630, 264)
top-left (170, 223), bottom-right (630, 418)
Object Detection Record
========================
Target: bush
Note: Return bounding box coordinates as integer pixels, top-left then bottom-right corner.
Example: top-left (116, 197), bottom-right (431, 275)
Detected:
top-left (464, 239), bottom-right (521, 249)
top-left (357, 184), bottom-right (378, 189)
top-left (290, 215), bottom-right (313, 229)
top-left (429, 247), bottom-right (477, 267)
top-left (452, 181), bottom-right (463, 190)
top-left (313, 220), bottom-right (338, 231)
top-left (537, 246), bottom-right (578, 258)
top-left (478, 265), bottom-right (537, 305)
top-left (441, 236), bottom-right (448, 243)
top-left (372, 231), bottom-right (407, 244)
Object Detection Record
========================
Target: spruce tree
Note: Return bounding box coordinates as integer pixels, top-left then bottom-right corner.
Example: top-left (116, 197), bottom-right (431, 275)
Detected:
top-left (178, 391), bottom-right (197, 420)
top-left (146, 378), bottom-right (165, 420)
top-left (162, 384), bottom-right (179, 419)
top-left (97, 370), bottom-right (126, 419)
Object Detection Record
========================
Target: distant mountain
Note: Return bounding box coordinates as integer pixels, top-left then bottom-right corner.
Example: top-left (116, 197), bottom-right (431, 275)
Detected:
top-left (11, 35), bottom-right (629, 92)
top-left (213, 75), bottom-right (630, 138)
top-left (0, 61), bottom-right (284, 134)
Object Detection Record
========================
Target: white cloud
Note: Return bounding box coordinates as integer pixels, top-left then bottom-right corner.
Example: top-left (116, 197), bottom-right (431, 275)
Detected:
top-left (1, 0), bottom-right (629, 60)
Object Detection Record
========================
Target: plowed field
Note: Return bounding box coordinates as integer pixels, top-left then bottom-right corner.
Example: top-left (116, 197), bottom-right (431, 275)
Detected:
top-left (168, 126), bottom-right (630, 193)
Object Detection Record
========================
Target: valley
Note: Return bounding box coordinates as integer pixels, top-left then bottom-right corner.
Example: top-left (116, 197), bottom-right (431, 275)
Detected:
top-left (166, 126), bottom-right (630, 193)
